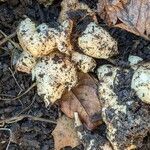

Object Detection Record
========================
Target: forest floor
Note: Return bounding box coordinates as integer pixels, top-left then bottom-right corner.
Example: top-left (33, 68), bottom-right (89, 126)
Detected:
top-left (0, 0), bottom-right (150, 149)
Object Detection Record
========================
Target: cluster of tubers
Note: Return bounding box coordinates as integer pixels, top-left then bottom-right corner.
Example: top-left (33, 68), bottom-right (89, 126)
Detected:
top-left (16, 16), bottom-right (117, 105)
top-left (15, 0), bottom-right (150, 149)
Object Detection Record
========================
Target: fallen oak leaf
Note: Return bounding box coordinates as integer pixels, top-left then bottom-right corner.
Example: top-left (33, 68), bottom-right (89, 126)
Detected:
top-left (52, 115), bottom-right (80, 150)
top-left (60, 72), bottom-right (102, 130)
top-left (97, 0), bottom-right (150, 40)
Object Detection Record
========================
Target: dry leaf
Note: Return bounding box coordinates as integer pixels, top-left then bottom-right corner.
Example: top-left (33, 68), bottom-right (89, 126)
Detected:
top-left (98, 0), bottom-right (150, 40)
top-left (52, 115), bottom-right (80, 150)
top-left (60, 73), bottom-right (102, 130)
top-left (58, 0), bottom-right (93, 22)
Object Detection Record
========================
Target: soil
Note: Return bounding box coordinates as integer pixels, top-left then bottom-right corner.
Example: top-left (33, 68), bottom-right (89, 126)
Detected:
top-left (0, 0), bottom-right (149, 150)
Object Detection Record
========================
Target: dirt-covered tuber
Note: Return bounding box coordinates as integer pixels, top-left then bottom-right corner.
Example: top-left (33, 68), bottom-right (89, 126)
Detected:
top-left (58, 0), bottom-right (92, 22)
top-left (97, 58), bottom-right (150, 150)
top-left (71, 52), bottom-right (96, 73)
top-left (16, 51), bottom-right (37, 73)
top-left (17, 18), bottom-right (73, 57)
top-left (78, 22), bottom-right (118, 59)
top-left (32, 52), bottom-right (78, 105)
top-left (131, 62), bottom-right (150, 104)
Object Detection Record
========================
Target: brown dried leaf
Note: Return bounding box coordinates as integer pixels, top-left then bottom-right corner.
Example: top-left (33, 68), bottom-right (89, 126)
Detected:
top-left (52, 115), bottom-right (80, 150)
top-left (98, 0), bottom-right (150, 40)
top-left (58, 0), bottom-right (93, 22)
top-left (60, 73), bottom-right (102, 130)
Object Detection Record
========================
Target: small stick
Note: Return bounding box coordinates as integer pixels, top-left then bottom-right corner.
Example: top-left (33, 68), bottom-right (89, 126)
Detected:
top-left (8, 67), bottom-right (23, 92)
top-left (0, 128), bottom-right (12, 150)
top-left (74, 112), bottom-right (82, 127)
top-left (16, 94), bottom-right (36, 116)
top-left (0, 115), bottom-right (56, 127)
top-left (0, 94), bottom-right (15, 98)
top-left (0, 82), bottom-right (36, 101)
top-left (0, 30), bottom-right (20, 51)
top-left (0, 31), bottom-right (16, 46)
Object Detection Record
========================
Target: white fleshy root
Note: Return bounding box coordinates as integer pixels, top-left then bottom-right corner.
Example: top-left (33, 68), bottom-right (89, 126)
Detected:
top-left (16, 51), bottom-right (37, 73)
top-left (71, 52), bottom-right (96, 73)
top-left (17, 18), bottom-right (73, 57)
top-left (78, 22), bottom-right (118, 59)
top-left (32, 52), bottom-right (78, 105)
top-left (131, 62), bottom-right (150, 104)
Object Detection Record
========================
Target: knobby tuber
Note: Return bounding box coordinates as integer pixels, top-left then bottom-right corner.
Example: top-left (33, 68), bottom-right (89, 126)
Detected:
top-left (131, 62), bottom-right (150, 104)
top-left (71, 52), bottom-right (96, 73)
top-left (17, 18), bottom-right (72, 57)
top-left (16, 17), bottom-right (117, 105)
top-left (16, 51), bottom-right (37, 73)
top-left (32, 52), bottom-right (78, 105)
top-left (97, 57), bottom-right (150, 150)
top-left (78, 22), bottom-right (118, 59)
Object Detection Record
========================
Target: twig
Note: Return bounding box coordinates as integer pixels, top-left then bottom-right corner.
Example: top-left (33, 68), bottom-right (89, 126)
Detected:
top-left (0, 47), bottom-right (9, 52)
top-left (0, 30), bottom-right (21, 51)
top-left (0, 31), bottom-right (16, 46)
top-left (16, 94), bottom-right (36, 116)
top-left (0, 94), bottom-right (15, 98)
top-left (0, 82), bottom-right (37, 101)
top-left (0, 115), bottom-right (56, 127)
top-left (8, 67), bottom-right (23, 92)
top-left (0, 128), bottom-right (12, 150)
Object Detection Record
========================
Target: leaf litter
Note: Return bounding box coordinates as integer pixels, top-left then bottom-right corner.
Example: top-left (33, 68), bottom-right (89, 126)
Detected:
top-left (97, 0), bottom-right (150, 40)
top-left (60, 72), bottom-right (102, 130)
top-left (0, 0), bottom-right (150, 150)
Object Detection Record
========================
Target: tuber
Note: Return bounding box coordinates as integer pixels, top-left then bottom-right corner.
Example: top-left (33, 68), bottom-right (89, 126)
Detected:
top-left (16, 51), bottom-right (37, 73)
top-left (17, 18), bottom-right (73, 57)
top-left (32, 52), bottom-right (78, 105)
top-left (71, 52), bottom-right (96, 73)
top-left (78, 22), bottom-right (118, 59)
top-left (97, 58), bottom-right (150, 150)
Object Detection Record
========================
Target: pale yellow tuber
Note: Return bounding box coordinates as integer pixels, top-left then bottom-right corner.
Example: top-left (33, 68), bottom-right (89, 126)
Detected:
top-left (16, 51), bottom-right (37, 73)
top-left (56, 20), bottom-right (73, 55)
top-left (58, 0), bottom-right (92, 22)
top-left (131, 62), bottom-right (150, 104)
top-left (17, 18), bottom-right (73, 57)
top-left (78, 22), bottom-right (118, 59)
top-left (71, 52), bottom-right (96, 73)
top-left (32, 52), bottom-right (78, 105)
top-left (97, 59), bottom-right (150, 150)
top-left (17, 18), bottom-right (57, 57)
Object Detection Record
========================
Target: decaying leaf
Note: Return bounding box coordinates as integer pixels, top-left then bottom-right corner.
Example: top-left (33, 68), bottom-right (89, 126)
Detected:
top-left (60, 73), bottom-right (102, 130)
top-left (98, 0), bottom-right (150, 40)
top-left (52, 115), bottom-right (80, 150)
top-left (58, 0), bottom-right (93, 22)
top-left (37, 0), bottom-right (54, 6)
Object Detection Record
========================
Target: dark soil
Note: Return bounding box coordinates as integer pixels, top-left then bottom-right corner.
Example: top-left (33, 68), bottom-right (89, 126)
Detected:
top-left (0, 0), bottom-right (150, 150)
